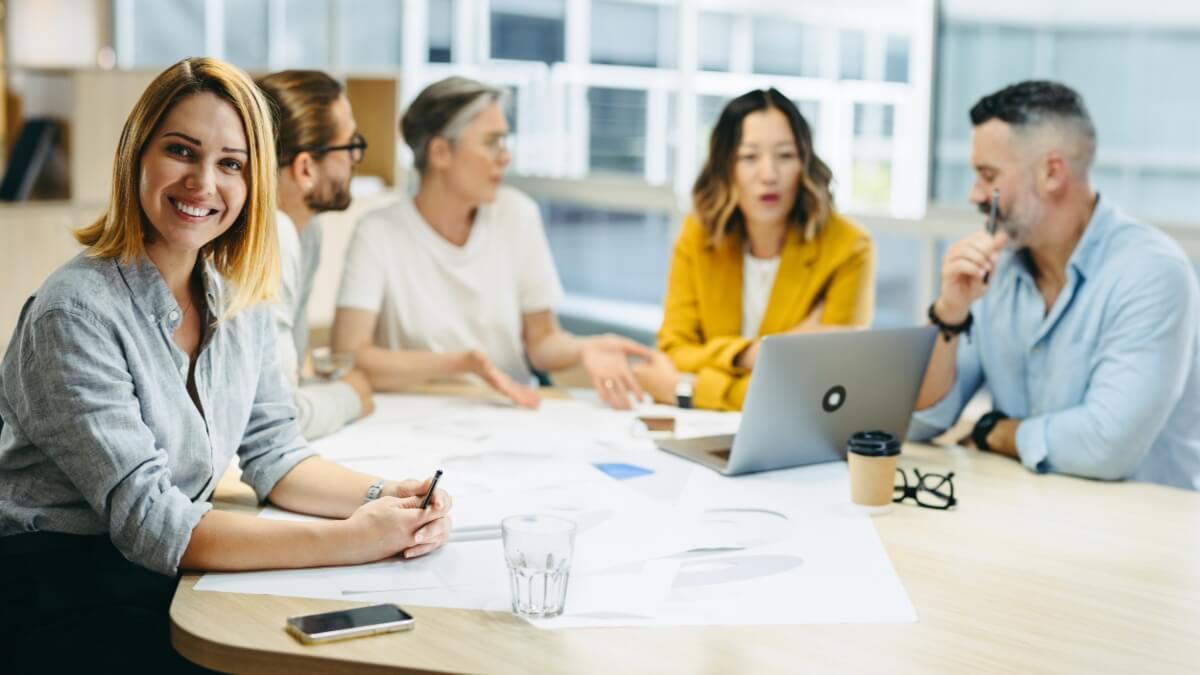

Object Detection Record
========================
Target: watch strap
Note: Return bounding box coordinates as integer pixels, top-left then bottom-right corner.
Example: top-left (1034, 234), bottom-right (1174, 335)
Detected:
top-left (972, 411), bottom-right (1008, 453)
top-left (364, 479), bottom-right (386, 503)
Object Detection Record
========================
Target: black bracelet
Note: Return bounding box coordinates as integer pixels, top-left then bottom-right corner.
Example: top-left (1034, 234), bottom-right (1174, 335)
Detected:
top-left (927, 303), bottom-right (973, 342)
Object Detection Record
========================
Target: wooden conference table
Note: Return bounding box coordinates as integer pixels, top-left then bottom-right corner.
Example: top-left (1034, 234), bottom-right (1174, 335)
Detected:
top-left (171, 391), bottom-right (1200, 674)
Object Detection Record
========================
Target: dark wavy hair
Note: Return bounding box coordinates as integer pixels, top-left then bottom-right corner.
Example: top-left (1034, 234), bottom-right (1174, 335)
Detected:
top-left (692, 88), bottom-right (833, 245)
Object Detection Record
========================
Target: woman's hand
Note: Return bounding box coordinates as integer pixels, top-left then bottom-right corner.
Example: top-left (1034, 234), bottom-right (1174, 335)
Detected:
top-left (632, 350), bottom-right (681, 405)
top-left (384, 477), bottom-right (453, 511)
top-left (580, 335), bottom-right (654, 409)
top-left (461, 349), bottom-right (541, 409)
top-left (345, 494), bottom-right (453, 561)
top-left (736, 300), bottom-right (830, 370)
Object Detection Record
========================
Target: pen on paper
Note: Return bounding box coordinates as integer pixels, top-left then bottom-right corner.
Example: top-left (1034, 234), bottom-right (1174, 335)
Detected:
top-left (420, 469), bottom-right (443, 509)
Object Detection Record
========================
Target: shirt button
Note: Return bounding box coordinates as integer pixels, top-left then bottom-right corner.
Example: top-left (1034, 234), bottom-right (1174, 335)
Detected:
top-left (169, 310), bottom-right (180, 321)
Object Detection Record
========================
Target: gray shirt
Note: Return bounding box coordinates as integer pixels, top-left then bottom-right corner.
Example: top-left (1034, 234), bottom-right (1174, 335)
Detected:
top-left (272, 210), bottom-right (362, 441)
top-left (0, 253), bottom-right (315, 575)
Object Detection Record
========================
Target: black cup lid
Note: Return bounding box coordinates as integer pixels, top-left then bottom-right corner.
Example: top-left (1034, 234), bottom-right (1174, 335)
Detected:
top-left (847, 430), bottom-right (900, 457)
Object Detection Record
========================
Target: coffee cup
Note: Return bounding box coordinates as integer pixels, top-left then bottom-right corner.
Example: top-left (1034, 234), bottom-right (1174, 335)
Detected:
top-left (847, 430), bottom-right (900, 508)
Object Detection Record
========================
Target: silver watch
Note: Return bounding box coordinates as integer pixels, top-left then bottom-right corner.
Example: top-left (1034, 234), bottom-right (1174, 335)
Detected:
top-left (364, 479), bottom-right (386, 503)
top-left (675, 374), bottom-right (696, 409)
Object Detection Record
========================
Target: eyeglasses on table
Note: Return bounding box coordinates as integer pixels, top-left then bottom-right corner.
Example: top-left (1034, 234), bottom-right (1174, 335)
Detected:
top-left (893, 468), bottom-right (957, 510)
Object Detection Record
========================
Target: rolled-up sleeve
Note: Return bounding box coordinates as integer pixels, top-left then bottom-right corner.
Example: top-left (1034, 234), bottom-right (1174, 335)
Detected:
top-left (17, 308), bottom-right (210, 576)
top-left (908, 332), bottom-right (985, 442)
top-left (1015, 259), bottom-right (1198, 480)
top-left (237, 309), bottom-right (317, 501)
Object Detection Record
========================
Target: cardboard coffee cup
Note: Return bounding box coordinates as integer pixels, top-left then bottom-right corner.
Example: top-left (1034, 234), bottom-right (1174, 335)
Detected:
top-left (847, 430), bottom-right (901, 507)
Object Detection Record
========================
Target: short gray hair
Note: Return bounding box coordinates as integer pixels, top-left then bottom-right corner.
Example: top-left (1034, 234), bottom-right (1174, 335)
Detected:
top-left (970, 80), bottom-right (1097, 173)
top-left (401, 76), bottom-right (505, 173)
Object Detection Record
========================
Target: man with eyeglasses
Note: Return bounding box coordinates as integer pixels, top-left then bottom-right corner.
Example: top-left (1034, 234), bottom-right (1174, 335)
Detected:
top-left (257, 70), bottom-right (375, 440)
top-left (909, 80), bottom-right (1200, 491)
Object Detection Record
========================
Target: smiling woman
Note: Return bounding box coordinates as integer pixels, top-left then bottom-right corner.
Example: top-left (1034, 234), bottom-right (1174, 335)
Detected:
top-left (0, 58), bottom-right (453, 673)
top-left (74, 57), bottom-right (278, 317)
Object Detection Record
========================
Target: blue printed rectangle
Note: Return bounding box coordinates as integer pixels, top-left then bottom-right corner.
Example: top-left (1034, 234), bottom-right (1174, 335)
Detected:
top-left (592, 462), bottom-right (655, 480)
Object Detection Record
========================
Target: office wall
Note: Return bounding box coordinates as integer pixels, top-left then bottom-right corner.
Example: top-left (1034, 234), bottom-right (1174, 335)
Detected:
top-left (0, 203), bottom-right (91, 353)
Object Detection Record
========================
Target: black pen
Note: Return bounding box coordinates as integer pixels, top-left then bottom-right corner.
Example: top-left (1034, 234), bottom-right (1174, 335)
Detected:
top-left (419, 469), bottom-right (443, 509)
top-left (986, 188), bottom-right (1000, 236)
top-left (983, 189), bottom-right (1000, 283)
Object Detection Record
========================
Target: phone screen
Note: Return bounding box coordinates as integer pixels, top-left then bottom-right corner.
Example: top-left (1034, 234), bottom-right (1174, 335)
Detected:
top-left (291, 604), bottom-right (413, 636)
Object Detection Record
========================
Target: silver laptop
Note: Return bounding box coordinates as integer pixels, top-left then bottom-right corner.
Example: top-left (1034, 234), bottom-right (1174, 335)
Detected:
top-left (656, 326), bottom-right (937, 475)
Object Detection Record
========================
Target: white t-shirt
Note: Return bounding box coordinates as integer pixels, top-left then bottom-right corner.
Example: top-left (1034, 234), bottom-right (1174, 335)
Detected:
top-left (742, 251), bottom-right (781, 339)
top-left (336, 186), bottom-right (564, 383)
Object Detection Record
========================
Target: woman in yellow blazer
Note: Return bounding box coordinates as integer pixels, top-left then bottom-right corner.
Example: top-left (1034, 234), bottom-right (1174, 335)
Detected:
top-left (636, 88), bottom-right (875, 411)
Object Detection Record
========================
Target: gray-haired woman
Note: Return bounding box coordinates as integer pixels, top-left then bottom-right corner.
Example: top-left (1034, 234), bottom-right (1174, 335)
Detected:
top-left (332, 77), bottom-right (652, 409)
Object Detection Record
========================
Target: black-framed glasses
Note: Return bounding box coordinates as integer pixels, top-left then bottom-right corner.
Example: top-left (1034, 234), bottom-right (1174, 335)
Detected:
top-left (893, 468), bottom-right (957, 510)
top-left (289, 132), bottom-right (367, 165)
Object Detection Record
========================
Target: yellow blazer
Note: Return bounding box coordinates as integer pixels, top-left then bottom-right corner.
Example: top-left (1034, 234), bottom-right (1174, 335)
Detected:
top-left (657, 212), bottom-right (875, 411)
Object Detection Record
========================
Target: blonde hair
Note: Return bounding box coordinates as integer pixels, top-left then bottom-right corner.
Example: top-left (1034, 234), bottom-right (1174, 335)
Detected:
top-left (693, 88), bottom-right (833, 246)
top-left (75, 57), bottom-right (279, 317)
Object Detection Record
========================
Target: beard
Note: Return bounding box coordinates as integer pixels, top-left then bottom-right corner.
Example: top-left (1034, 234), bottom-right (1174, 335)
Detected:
top-left (305, 175), bottom-right (352, 213)
top-left (977, 183), bottom-right (1041, 247)
top-left (1001, 186), bottom-right (1041, 246)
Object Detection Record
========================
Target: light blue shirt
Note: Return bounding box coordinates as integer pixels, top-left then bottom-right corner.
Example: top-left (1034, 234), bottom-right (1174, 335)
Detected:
top-left (910, 197), bottom-right (1200, 491)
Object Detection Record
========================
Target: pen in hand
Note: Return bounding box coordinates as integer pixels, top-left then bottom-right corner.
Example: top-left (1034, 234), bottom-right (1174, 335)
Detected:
top-left (986, 188), bottom-right (1000, 236)
top-left (419, 469), bottom-right (443, 510)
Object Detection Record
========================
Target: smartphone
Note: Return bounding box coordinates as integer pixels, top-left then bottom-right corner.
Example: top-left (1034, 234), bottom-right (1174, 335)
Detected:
top-left (286, 604), bottom-right (415, 644)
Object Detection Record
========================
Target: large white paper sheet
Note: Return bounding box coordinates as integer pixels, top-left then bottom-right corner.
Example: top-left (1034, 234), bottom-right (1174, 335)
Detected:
top-left (196, 394), bottom-right (915, 628)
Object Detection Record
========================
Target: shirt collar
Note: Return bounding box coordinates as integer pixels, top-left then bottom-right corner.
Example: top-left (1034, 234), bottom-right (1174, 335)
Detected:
top-left (1009, 193), bottom-right (1110, 286)
top-left (116, 254), bottom-right (224, 325)
top-left (1064, 193), bottom-right (1111, 282)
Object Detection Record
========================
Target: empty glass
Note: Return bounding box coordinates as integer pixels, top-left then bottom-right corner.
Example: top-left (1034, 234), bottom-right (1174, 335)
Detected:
top-left (501, 515), bottom-right (576, 618)
top-left (311, 347), bottom-right (355, 380)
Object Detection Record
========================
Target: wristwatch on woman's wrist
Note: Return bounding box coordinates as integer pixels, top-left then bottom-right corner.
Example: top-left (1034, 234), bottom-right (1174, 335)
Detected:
top-left (363, 479), bottom-right (386, 503)
top-left (675, 374), bottom-right (696, 409)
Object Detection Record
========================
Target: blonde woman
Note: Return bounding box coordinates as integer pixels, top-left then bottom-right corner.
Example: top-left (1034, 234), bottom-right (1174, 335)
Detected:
top-left (0, 58), bottom-right (450, 671)
top-left (636, 88), bottom-right (876, 411)
top-left (332, 76), bottom-right (652, 410)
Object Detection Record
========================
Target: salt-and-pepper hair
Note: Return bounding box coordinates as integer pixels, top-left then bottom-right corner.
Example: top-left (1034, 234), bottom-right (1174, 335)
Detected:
top-left (970, 80), bottom-right (1097, 174)
top-left (401, 76), bottom-right (506, 173)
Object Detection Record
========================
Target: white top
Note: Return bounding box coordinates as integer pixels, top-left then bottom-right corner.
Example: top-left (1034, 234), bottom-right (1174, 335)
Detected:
top-left (742, 251), bottom-right (781, 339)
top-left (272, 209), bottom-right (362, 441)
top-left (336, 186), bottom-right (564, 383)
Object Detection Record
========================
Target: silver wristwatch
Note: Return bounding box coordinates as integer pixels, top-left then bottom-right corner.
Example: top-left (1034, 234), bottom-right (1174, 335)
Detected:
top-left (675, 374), bottom-right (696, 409)
top-left (364, 479), bottom-right (386, 503)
